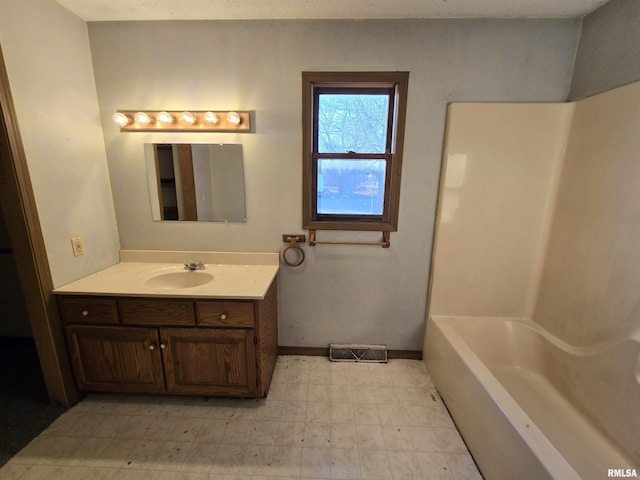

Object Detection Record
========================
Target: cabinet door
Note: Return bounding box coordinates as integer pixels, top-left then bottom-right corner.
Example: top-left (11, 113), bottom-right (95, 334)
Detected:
top-left (66, 325), bottom-right (165, 393)
top-left (160, 328), bottom-right (257, 397)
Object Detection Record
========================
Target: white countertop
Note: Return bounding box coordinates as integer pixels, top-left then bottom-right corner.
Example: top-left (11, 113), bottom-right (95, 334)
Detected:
top-left (53, 250), bottom-right (279, 300)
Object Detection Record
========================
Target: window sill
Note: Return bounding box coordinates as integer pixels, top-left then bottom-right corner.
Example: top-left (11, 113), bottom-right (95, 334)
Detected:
top-left (303, 220), bottom-right (397, 232)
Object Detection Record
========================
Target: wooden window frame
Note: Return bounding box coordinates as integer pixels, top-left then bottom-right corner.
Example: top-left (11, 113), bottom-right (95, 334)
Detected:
top-left (302, 71), bottom-right (409, 232)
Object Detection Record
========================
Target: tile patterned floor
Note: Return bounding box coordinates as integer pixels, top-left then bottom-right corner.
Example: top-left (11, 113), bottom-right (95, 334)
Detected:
top-left (0, 356), bottom-right (482, 480)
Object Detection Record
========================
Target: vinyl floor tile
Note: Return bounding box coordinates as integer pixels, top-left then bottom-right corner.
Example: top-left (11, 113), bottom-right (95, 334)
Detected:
top-left (0, 356), bottom-right (481, 480)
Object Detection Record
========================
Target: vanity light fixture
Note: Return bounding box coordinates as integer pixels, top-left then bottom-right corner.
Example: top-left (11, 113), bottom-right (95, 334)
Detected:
top-left (226, 111), bottom-right (241, 125)
top-left (204, 111), bottom-right (219, 125)
top-left (157, 111), bottom-right (174, 125)
top-left (134, 111), bottom-right (152, 126)
top-left (113, 110), bottom-right (251, 132)
top-left (181, 111), bottom-right (197, 125)
top-left (112, 112), bottom-right (130, 127)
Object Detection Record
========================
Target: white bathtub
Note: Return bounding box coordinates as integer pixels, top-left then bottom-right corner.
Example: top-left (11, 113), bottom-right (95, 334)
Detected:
top-left (425, 316), bottom-right (639, 480)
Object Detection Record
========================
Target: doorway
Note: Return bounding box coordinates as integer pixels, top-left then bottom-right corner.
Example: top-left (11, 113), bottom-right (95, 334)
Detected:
top-left (0, 207), bottom-right (30, 337)
top-left (0, 177), bottom-right (68, 467)
top-left (0, 43), bottom-right (77, 408)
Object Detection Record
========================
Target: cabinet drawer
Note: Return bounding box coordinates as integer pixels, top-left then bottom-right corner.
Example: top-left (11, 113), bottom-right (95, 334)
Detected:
top-left (119, 298), bottom-right (195, 326)
top-left (58, 296), bottom-right (119, 325)
top-left (196, 301), bottom-right (254, 328)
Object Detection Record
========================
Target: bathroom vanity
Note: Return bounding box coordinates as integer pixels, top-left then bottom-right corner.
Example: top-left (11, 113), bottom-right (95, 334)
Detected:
top-left (53, 251), bottom-right (279, 398)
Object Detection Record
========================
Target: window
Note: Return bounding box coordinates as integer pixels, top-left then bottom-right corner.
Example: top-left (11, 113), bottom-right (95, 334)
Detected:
top-left (302, 72), bottom-right (409, 232)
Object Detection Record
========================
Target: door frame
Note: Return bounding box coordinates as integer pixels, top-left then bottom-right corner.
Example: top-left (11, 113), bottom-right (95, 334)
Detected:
top-left (0, 44), bottom-right (78, 406)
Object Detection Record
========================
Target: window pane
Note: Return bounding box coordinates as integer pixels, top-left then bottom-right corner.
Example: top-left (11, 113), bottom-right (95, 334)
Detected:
top-left (317, 159), bottom-right (386, 215)
top-left (317, 94), bottom-right (389, 153)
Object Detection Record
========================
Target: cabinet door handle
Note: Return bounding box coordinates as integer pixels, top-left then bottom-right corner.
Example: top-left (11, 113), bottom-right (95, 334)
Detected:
top-left (160, 343), bottom-right (166, 349)
top-left (81, 310), bottom-right (89, 316)
top-left (148, 344), bottom-right (155, 351)
top-left (220, 313), bottom-right (227, 320)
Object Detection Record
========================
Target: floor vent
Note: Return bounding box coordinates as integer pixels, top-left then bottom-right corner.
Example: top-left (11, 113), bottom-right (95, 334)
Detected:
top-left (329, 344), bottom-right (388, 363)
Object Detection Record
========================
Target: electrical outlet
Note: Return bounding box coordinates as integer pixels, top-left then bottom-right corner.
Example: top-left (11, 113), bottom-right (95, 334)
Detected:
top-left (71, 236), bottom-right (84, 256)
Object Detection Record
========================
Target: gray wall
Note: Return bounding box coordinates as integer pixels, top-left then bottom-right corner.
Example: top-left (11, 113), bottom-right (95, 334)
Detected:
top-left (90, 19), bottom-right (579, 350)
top-left (0, 0), bottom-right (120, 288)
top-left (570, 0), bottom-right (640, 100)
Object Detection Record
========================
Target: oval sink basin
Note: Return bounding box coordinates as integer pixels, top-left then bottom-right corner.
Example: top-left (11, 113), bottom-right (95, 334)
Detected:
top-left (144, 271), bottom-right (213, 289)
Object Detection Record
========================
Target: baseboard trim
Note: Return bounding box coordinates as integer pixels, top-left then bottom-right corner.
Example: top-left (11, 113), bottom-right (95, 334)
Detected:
top-left (277, 346), bottom-right (422, 360)
top-left (388, 349), bottom-right (423, 360)
top-left (278, 346), bottom-right (328, 357)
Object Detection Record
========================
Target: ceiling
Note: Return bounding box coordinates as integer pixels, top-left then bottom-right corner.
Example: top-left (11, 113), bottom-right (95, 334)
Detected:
top-left (54, 0), bottom-right (610, 22)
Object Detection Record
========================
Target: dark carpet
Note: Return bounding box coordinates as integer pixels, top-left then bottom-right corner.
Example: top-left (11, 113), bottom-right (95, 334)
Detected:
top-left (0, 337), bottom-right (67, 467)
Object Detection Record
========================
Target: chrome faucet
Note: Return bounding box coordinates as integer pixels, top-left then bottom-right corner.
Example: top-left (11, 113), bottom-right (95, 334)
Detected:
top-left (184, 260), bottom-right (205, 270)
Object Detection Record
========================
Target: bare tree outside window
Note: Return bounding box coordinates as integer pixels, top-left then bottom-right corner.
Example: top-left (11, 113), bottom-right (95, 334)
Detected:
top-left (318, 94), bottom-right (389, 153)
top-left (317, 93), bottom-right (389, 216)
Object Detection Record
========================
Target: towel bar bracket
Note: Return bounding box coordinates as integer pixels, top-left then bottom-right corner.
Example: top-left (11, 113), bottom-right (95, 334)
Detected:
top-left (282, 234), bottom-right (306, 243)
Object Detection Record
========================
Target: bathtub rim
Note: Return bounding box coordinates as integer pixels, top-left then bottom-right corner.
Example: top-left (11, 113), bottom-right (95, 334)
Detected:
top-left (433, 314), bottom-right (640, 356)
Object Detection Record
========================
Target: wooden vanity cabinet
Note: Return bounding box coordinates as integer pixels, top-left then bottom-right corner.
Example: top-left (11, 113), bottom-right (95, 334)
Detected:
top-left (57, 280), bottom-right (277, 398)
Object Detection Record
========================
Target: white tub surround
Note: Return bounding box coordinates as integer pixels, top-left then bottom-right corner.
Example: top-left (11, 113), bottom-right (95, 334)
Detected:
top-left (428, 102), bottom-right (572, 318)
top-left (426, 82), bottom-right (640, 478)
top-left (53, 250), bottom-right (279, 299)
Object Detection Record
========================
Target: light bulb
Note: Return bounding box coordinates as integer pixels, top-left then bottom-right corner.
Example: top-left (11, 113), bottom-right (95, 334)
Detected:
top-left (134, 112), bottom-right (152, 126)
top-left (157, 111), bottom-right (174, 124)
top-left (181, 111), bottom-right (196, 125)
top-left (204, 111), bottom-right (219, 125)
top-left (113, 112), bottom-right (130, 127)
top-left (226, 111), bottom-right (241, 125)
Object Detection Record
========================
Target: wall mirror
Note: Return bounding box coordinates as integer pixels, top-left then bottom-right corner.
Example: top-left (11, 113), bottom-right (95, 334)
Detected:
top-left (144, 143), bottom-right (246, 222)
